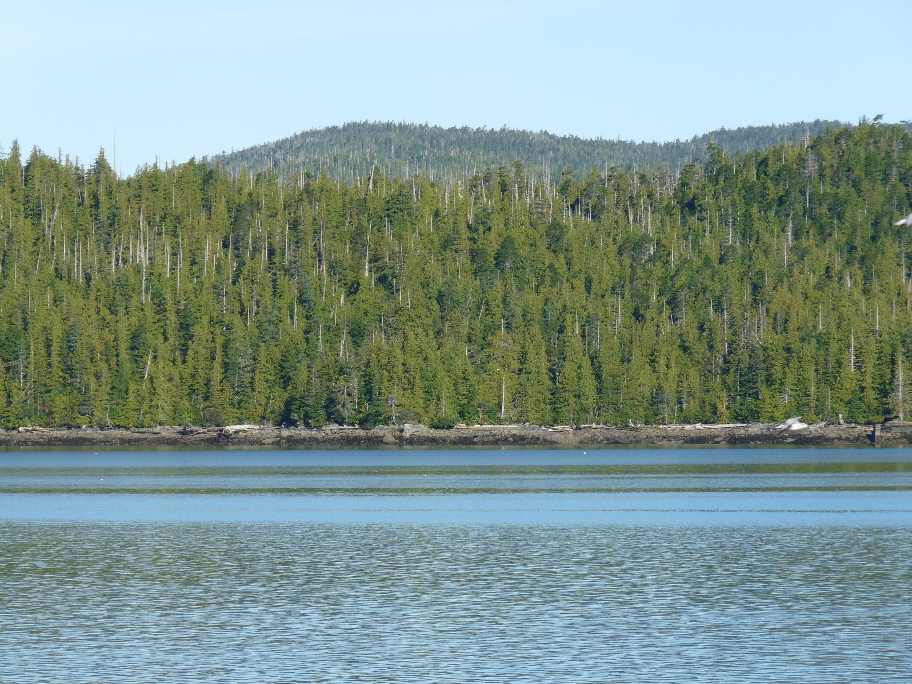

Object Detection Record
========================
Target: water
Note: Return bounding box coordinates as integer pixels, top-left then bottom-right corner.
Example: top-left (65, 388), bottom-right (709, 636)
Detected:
top-left (2, 448), bottom-right (911, 683)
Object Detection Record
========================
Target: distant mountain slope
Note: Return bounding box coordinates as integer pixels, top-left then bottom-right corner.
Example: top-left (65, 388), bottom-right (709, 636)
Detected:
top-left (205, 120), bottom-right (848, 181)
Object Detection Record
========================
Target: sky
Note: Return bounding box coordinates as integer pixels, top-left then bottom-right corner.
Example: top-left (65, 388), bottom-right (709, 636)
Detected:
top-left (3, 0), bottom-right (910, 174)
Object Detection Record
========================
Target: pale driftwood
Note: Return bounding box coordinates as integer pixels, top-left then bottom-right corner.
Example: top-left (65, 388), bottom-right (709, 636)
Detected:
top-left (456, 424), bottom-right (525, 430)
top-left (221, 424), bottom-right (259, 436)
top-left (776, 416), bottom-right (810, 431)
top-left (654, 423), bottom-right (748, 431)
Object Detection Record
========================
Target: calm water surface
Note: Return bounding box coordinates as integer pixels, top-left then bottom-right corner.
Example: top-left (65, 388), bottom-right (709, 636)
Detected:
top-left (1, 448), bottom-right (911, 682)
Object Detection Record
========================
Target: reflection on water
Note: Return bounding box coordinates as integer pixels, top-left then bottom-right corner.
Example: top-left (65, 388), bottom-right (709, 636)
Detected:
top-left (1, 449), bottom-right (911, 683)
top-left (4, 462), bottom-right (912, 494)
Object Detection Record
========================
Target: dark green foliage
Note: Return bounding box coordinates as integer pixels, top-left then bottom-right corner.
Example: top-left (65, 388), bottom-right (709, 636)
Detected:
top-left (207, 120), bottom-right (850, 185)
top-left (1, 121), bottom-right (911, 427)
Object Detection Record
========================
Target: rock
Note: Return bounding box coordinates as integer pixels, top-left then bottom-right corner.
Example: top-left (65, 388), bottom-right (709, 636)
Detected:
top-left (402, 424), bottom-right (428, 437)
top-left (0, 422), bottom-right (889, 448)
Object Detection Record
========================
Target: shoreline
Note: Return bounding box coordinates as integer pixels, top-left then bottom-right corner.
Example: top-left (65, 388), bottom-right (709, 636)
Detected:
top-left (1, 421), bottom-right (909, 449)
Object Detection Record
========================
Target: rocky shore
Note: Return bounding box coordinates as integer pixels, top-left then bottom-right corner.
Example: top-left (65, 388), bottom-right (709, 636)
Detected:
top-left (2, 420), bottom-right (910, 449)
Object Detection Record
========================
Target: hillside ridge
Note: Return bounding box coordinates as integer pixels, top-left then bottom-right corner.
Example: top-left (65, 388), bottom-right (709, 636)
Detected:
top-left (1, 120), bottom-right (911, 429)
top-left (205, 119), bottom-right (849, 182)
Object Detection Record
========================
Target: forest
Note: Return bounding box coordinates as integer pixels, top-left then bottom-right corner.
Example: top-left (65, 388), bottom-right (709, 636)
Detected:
top-left (207, 120), bottom-right (849, 185)
top-left (0, 120), bottom-right (911, 428)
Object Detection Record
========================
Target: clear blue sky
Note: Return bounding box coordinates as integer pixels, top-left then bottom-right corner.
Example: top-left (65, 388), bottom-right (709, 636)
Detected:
top-left (3, 0), bottom-right (909, 174)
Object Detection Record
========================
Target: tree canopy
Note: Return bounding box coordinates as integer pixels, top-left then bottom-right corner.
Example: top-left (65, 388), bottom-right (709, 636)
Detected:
top-left (1, 120), bottom-right (911, 428)
top-left (206, 120), bottom-right (850, 186)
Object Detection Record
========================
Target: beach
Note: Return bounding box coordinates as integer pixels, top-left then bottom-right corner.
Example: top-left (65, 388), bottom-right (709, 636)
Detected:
top-left (2, 421), bottom-right (904, 448)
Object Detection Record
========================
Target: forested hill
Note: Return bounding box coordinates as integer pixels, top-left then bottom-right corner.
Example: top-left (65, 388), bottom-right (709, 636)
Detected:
top-left (206, 120), bottom-right (847, 183)
top-left (1, 121), bottom-right (911, 429)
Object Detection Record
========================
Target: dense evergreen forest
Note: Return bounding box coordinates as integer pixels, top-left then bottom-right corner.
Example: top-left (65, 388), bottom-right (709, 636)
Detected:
top-left (207, 120), bottom-right (848, 184)
top-left (1, 120), bottom-right (911, 428)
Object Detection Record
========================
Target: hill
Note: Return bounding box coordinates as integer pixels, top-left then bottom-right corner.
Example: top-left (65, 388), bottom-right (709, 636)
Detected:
top-left (1, 120), bottom-right (911, 428)
top-left (205, 120), bottom-right (848, 182)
